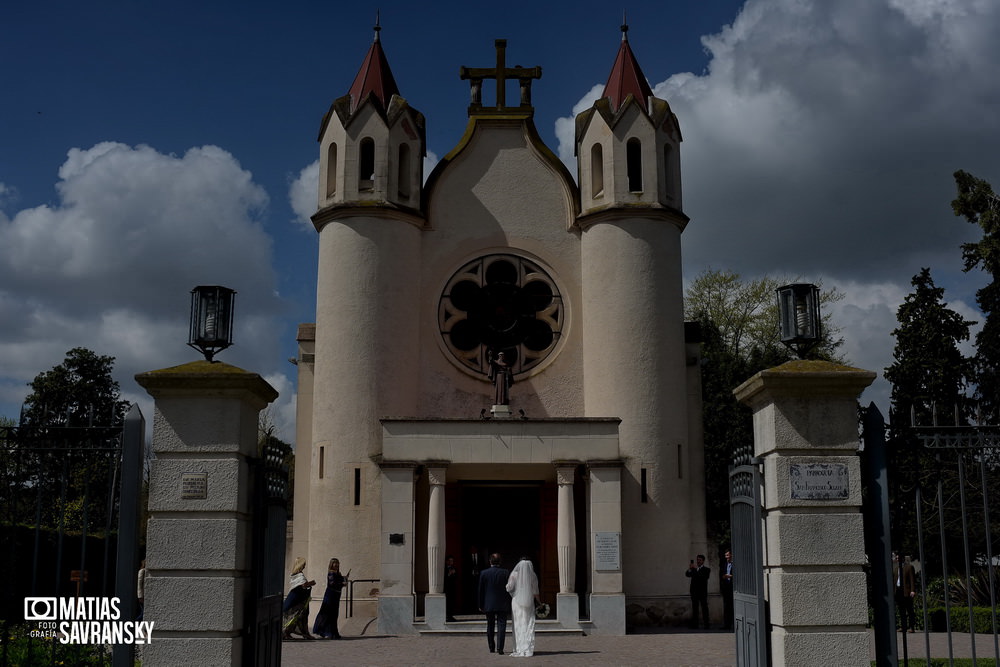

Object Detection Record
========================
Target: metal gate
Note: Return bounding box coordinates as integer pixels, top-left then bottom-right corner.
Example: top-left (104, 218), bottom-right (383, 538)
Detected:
top-left (901, 410), bottom-right (1000, 665)
top-left (0, 405), bottom-right (145, 667)
top-left (729, 441), bottom-right (769, 667)
top-left (243, 436), bottom-right (290, 667)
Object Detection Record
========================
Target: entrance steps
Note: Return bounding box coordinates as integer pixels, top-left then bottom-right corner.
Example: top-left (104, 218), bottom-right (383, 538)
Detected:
top-left (416, 617), bottom-right (587, 636)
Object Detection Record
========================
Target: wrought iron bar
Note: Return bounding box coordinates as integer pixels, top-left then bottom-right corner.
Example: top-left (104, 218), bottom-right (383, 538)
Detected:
top-left (980, 449), bottom-right (1000, 662)
top-left (936, 451), bottom-right (955, 663)
top-left (956, 452), bottom-right (977, 664)
top-left (915, 485), bottom-right (931, 662)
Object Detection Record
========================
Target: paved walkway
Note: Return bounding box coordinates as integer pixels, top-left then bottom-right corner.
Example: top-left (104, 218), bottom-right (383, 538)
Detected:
top-left (280, 623), bottom-right (1000, 666)
top-left (280, 628), bottom-right (735, 666)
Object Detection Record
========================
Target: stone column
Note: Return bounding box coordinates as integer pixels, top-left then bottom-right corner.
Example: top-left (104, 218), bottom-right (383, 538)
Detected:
top-left (555, 464), bottom-right (578, 627)
top-left (424, 465), bottom-right (447, 629)
top-left (734, 360), bottom-right (875, 667)
top-left (587, 460), bottom-right (625, 635)
top-left (377, 462), bottom-right (418, 635)
top-left (135, 360), bottom-right (278, 667)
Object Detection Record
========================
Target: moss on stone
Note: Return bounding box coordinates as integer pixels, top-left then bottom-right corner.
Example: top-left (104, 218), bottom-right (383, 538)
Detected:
top-left (141, 360), bottom-right (251, 375)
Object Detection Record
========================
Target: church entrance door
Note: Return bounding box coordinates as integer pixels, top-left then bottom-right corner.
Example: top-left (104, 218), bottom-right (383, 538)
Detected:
top-left (450, 482), bottom-right (547, 614)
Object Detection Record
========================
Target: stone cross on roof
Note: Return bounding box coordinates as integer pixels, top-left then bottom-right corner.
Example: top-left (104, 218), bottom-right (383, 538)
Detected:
top-left (459, 39), bottom-right (542, 114)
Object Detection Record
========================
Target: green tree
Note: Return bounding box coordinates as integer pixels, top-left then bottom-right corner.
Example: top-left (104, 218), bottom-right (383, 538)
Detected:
top-left (685, 269), bottom-right (846, 543)
top-left (884, 268), bottom-right (973, 427)
top-left (953, 170), bottom-right (1000, 418)
top-left (20, 347), bottom-right (129, 428)
top-left (16, 348), bottom-right (130, 532)
top-left (883, 268), bottom-right (974, 558)
top-left (684, 268), bottom-right (845, 361)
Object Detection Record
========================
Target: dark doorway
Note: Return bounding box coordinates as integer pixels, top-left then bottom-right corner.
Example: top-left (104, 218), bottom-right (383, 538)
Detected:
top-left (462, 483), bottom-right (542, 564)
top-left (455, 482), bottom-right (542, 614)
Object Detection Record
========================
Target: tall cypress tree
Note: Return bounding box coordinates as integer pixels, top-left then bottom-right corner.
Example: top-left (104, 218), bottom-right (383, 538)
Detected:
top-left (884, 268), bottom-right (973, 428)
top-left (883, 268), bottom-right (973, 558)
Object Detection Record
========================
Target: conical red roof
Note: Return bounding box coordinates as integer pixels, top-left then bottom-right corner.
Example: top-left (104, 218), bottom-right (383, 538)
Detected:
top-left (602, 25), bottom-right (653, 112)
top-left (347, 25), bottom-right (400, 113)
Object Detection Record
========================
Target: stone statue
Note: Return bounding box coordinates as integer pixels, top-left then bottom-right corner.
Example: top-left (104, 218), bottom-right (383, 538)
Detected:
top-left (488, 351), bottom-right (514, 406)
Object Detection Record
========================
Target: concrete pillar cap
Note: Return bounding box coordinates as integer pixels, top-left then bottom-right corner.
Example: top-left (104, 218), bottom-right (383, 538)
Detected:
top-left (734, 360), bottom-right (876, 407)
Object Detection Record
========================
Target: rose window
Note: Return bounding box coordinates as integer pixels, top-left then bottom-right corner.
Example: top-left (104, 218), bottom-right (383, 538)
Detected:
top-left (439, 254), bottom-right (564, 376)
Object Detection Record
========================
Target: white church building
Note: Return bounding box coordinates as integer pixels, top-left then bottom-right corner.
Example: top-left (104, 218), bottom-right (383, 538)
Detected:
top-left (290, 22), bottom-right (710, 635)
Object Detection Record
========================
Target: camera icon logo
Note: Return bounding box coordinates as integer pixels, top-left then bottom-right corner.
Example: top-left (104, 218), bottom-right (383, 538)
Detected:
top-left (24, 597), bottom-right (58, 621)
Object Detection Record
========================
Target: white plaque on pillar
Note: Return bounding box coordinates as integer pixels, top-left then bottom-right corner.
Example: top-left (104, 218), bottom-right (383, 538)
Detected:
top-left (789, 463), bottom-right (849, 500)
top-left (594, 532), bottom-right (620, 571)
top-left (181, 472), bottom-right (208, 500)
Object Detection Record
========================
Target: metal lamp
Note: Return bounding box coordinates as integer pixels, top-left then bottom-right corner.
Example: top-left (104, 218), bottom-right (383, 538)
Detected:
top-left (776, 283), bottom-right (820, 358)
top-left (188, 285), bottom-right (236, 362)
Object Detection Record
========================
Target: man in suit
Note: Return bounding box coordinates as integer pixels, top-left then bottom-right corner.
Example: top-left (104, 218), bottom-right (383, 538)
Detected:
top-left (478, 553), bottom-right (511, 654)
top-left (721, 550), bottom-right (734, 630)
top-left (893, 552), bottom-right (917, 632)
top-left (686, 554), bottom-right (711, 629)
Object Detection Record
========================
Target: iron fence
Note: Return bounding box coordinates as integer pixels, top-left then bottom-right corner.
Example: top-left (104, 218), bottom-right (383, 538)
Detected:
top-left (0, 406), bottom-right (144, 667)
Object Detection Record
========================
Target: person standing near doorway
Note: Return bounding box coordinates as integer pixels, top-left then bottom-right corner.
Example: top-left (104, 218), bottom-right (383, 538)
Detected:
top-left (686, 554), bottom-right (711, 629)
top-left (478, 553), bottom-right (511, 654)
top-left (721, 550), bottom-right (734, 630)
top-left (466, 544), bottom-right (484, 613)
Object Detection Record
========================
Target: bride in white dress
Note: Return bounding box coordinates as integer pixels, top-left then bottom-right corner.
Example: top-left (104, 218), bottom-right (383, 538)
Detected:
top-left (505, 558), bottom-right (541, 657)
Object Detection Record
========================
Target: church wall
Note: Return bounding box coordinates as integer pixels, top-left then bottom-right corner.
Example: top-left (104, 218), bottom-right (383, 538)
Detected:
top-left (309, 215), bottom-right (422, 604)
top-left (288, 328), bottom-right (314, 574)
top-left (419, 122), bottom-right (584, 419)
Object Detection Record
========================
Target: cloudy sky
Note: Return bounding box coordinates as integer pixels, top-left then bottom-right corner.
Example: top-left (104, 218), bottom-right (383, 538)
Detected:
top-left (2, 0), bottom-right (998, 439)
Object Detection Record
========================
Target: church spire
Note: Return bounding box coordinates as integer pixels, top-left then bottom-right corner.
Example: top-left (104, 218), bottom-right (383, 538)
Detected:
top-left (601, 19), bottom-right (654, 112)
top-left (347, 14), bottom-right (401, 113)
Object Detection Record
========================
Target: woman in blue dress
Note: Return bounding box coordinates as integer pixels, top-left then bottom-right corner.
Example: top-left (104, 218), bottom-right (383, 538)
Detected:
top-left (313, 558), bottom-right (347, 639)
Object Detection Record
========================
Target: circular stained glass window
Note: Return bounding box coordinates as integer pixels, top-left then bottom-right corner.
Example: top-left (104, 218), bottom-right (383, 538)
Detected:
top-left (439, 254), bottom-right (564, 377)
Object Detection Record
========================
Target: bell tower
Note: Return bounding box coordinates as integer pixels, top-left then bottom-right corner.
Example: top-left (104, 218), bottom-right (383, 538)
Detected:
top-left (299, 20), bottom-right (426, 617)
top-left (576, 23), bottom-right (705, 600)
top-left (317, 18), bottom-right (425, 211)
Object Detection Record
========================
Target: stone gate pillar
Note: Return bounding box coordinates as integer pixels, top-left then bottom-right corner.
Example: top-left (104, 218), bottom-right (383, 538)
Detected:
top-left (734, 360), bottom-right (875, 667)
top-left (135, 360), bottom-right (278, 667)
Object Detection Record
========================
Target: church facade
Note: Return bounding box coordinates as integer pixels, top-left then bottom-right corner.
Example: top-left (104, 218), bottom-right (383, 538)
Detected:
top-left (291, 24), bottom-right (709, 635)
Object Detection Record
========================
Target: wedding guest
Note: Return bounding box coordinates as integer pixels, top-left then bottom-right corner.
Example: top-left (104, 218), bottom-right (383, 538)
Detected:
top-left (283, 557), bottom-right (315, 640)
top-left (313, 558), bottom-right (347, 639)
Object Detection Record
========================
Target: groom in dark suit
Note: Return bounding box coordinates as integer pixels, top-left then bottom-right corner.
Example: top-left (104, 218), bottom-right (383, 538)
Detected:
top-left (478, 553), bottom-right (511, 654)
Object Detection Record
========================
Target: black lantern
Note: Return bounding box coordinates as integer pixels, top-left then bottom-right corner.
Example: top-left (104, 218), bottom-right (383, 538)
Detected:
top-left (777, 283), bottom-right (820, 358)
top-left (188, 286), bottom-right (236, 362)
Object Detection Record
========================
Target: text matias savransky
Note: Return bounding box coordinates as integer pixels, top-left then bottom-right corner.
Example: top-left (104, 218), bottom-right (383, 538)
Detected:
top-left (24, 596), bottom-right (154, 645)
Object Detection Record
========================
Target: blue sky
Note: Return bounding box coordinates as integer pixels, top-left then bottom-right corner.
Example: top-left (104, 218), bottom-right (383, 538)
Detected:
top-left (3, 0), bottom-right (999, 439)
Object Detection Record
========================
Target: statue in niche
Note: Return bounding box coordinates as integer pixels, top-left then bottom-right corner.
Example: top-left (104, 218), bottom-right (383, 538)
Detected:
top-left (487, 350), bottom-right (514, 406)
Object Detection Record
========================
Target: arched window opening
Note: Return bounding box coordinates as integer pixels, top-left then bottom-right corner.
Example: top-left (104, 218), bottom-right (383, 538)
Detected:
top-left (359, 138), bottom-right (375, 192)
top-left (627, 138), bottom-right (643, 193)
top-left (326, 143), bottom-right (338, 197)
top-left (397, 144), bottom-right (411, 199)
top-left (590, 144), bottom-right (604, 199)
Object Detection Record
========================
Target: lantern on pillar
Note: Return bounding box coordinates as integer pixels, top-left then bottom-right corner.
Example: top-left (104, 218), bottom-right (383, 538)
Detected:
top-left (188, 285), bottom-right (236, 362)
top-left (776, 283), bottom-right (821, 358)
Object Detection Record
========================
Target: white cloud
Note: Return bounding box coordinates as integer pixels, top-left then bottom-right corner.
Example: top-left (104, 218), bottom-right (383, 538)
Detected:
top-left (0, 143), bottom-right (294, 440)
top-left (554, 83), bottom-right (604, 172)
top-left (289, 159), bottom-right (319, 229)
top-left (554, 0), bottom-right (1000, 413)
